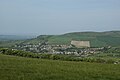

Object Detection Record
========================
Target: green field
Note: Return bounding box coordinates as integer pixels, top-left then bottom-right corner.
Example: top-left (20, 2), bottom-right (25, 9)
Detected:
top-left (0, 54), bottom-right (120, 80)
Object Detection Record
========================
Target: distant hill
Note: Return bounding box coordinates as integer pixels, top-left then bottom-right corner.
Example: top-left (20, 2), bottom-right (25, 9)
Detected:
top-left (0, 35), bottom-right (36, 47)
top-left (0, 35), bottom-right (36, 40)
top-left (22, 31), bottom-right (120, 47)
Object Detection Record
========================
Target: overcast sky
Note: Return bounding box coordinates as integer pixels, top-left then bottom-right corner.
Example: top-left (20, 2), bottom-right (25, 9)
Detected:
top-left (0, 0), bottom-right (120, 35)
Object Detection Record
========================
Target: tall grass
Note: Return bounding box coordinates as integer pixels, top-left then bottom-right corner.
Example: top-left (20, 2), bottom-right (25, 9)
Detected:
top-left (0, 54), bottom-right (120, 80)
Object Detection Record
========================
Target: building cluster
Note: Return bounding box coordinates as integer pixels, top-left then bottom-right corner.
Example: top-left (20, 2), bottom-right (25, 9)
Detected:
top-left (14, 40), bottom-right (105, 56)
top-left (15, 42), bottom-right (70, 52)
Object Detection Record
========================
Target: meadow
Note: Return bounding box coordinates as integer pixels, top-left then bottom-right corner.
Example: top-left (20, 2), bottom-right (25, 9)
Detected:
top-left (0, 54), bottom-right (120, 80)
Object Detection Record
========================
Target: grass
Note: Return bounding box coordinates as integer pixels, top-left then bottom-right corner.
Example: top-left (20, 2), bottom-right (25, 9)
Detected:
top-left (25, 31), bottom-right (120, 47)
top-left (0, 54), bottom-right (120, 80)
top-left (1, 31), bottom-right (120, 47)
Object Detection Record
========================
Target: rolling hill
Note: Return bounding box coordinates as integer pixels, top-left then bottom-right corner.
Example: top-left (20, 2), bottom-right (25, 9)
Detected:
top-left (0, 35), bottom-right (35, 47)
top-left (0, 35), bottom-right (35, 40)
top-left (0, 31), bottom-right (120, 48)
top-left (22, 31), bottom-right (120, 47)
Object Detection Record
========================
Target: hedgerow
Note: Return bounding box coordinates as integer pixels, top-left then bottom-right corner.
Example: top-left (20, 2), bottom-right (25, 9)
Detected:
top-left (0, 48), bottom-right (118, 64)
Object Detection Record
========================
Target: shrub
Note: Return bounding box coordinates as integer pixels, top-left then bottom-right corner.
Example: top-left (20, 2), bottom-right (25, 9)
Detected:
top-left (0, 48), bottom-right (117, 64)
top-left (106, 59), bottom-right (115, 64)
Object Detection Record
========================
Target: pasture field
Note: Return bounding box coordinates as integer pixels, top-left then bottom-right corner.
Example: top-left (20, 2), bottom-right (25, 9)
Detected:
top-left (0, 54), bottom-right (120, 80)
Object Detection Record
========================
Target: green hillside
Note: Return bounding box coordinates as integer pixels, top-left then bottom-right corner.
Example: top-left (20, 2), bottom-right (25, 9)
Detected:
top-left (0, 31), bottom-right (120, 48)
top-left (0, 54), bottom-right (120, 80)
top-left (22, 31), bottom-right (120, 47)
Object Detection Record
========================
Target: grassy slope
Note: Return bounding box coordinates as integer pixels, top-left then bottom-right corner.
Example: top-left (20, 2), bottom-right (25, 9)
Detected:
top-left (48, 31), bottom-right (120, 47)
top-left (0, 31), bottom-right (120, 47)
top-left (25, 31), bottom-right (120, 47)
top-left (0, 54), bottom-right (120, 80)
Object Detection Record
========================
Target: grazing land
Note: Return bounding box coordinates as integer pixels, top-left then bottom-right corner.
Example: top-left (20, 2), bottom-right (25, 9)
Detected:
top-left (0, 54), bottom-right (120, 80)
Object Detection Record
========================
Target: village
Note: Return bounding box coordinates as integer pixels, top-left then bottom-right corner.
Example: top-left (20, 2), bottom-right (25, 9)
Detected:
top-left (14, 40), bottom-right (105, 57)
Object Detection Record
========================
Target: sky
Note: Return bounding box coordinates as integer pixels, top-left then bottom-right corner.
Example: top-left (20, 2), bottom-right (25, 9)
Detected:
top-left (0, 0), bottom-right (120, 35)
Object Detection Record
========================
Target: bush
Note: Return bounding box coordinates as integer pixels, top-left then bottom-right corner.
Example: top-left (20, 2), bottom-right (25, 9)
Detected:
top-left (106, 59), bottom-right (115, 64)
top-left (0, 48), bottom-right (116, 64)
top-left (95, 58), bottom-right (106, 63)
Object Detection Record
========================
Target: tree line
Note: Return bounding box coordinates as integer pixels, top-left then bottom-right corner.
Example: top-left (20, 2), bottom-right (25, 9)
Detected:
top-left (0, 48), bottom-right (119, 64)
